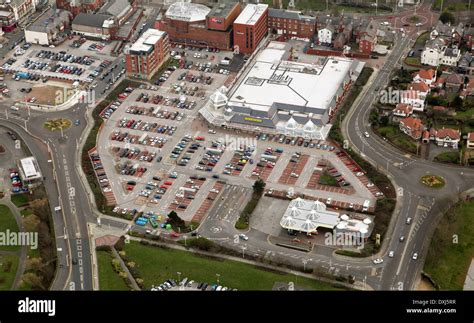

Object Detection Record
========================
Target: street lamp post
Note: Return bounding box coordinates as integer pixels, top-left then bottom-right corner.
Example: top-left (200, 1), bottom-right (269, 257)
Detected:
top-left (241, 245), bottom-right (247, 259)
top-left (177, 271), bottom-right (181, 283)
top-left (216, 273), bottom-right (220, 284)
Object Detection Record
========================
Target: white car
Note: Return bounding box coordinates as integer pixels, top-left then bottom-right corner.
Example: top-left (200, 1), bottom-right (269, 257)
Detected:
top-left (375, 192), bottom-right (384, 197)
top-left (366, 183), bottom-right (374, 188)
top-left (10, 106), bottom-right (19, 111)
top-left (412, 253), bottom-right (418, 260)
top-left (364, 132), bottom-right (370, 138)
top-left (355, 172), bottom-right (364, 177)
top-left (373, 258), bottom-right (384, 264)
top-left (388, 251), bottom-right (394, 258)
top-left (239, 233), bottom-right (248, 241)
top-left (415, 22), bottom-right (422, 27)
top-left (208, 129), bottom-right (216, 134)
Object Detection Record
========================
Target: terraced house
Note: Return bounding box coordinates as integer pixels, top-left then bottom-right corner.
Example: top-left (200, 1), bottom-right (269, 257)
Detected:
top-left (0, 0), bottom-right (36, 31)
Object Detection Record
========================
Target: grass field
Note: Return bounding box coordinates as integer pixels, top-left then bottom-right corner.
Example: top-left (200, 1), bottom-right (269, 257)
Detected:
top-left (10, 194), bottom-right (29, 208)
top-left (97, 250), bottom-right (130, 291)
top-left (453, 108), bottom-right (474, 121)
top-left (319, 172), bottom-right (339, 186)
top-left (405, 57), bottom-right (421, 66)
top-left (0, 254), bottom-right (19, 290)
top-left (124, 242), bottom-right (343, 290)
top-left (0, 205), bottom-right (20, 252)
top-left (424, 200), bottom-right (474, 290)
top-left (415, 32), bottom-right (430, 45)
top-left (376, 125), bottom-right (418, 154)
top-left (434, 151), bottom-right (460, 164)
top-left (433, 0), bottom-right (470, 11)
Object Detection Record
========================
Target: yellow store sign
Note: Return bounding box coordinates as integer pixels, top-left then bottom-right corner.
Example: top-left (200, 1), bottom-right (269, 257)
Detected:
top-left (244, 117), bottom-right (262, 123)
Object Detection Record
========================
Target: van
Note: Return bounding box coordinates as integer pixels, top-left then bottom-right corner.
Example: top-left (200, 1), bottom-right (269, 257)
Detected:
top-left (362, 200), bottom-right (370, 212)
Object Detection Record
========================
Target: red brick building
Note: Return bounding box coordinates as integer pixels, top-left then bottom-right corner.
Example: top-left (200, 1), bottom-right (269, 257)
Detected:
top-left (158, 2), bottom-right (240, 50)
top-left (56, 0), bottom-right (104, 17)
top-left (267, 8), bottom-right (316, 40)
top-left (356, 20), bottom-right (377, 55)
top-left (207, 2), bottom-right (241, 32)
top-left (125, 29), bottom-right (169, 80)
top-left (233, 3), bottom-right (268, 54)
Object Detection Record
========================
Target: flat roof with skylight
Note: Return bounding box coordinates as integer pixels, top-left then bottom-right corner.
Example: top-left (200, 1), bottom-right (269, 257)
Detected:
top-left (228, 43), bottom-right (354, 114)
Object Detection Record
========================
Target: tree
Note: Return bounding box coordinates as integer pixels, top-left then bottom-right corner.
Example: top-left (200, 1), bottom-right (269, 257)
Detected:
top-left (379, 115), bottom-right (389, 127)
top-left (22, 214), bottom-right (40, 232)
top-left (252, 179), bottom-right (266, 194)
top-left (21, 272), bottom-right (44, 290)
top-left (167, 211), bottom-right (185, 228)
top-left (451, 96), bottom-right (464, 110)
top-left (439, 11), bottom-right (455, 25)
top-left (462, 97), bottom-right (474, 112)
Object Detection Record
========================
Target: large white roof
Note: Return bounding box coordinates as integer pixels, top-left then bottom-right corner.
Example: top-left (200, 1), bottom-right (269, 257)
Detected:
top-left (20, 157), bottom-right (41, 179)
top-left (165, 2), bottom-right (210, 22)
top-left (228, 44), bottom-right (353, 113)
top-left (234, 3), bottom-right (268, 26)
top-left (129, 29), bottom-right (166, 53)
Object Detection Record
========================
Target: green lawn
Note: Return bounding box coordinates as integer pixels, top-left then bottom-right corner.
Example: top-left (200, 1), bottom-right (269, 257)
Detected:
top-left (377, 126), bottom-right (398, 138)
top-left (0, 254), bottom-right (19, 290)
top-left (433, 0), bottom-right (470, 11)
top-left (376, 125), bottom-right (418, 154)
top-left (0, 205), bottom-right (20, 252)
top-left (20, 208), bottom-right (33, 217)
top-left (453, 108), bottom-right (474, 121)
top-left (10, 194), bottom-right (29, 208)
top-left (405, 57), bottom-right (421, 66)
top-left (318, 172), bottom-right (339, 187)
top-left (424, 200), bottom-right (474, 290)
top-left (97, 250), bottom-right (130, 291)
top-left (434, 151), bottom-right (460, 164)
top-left (124, 241), bottom-right (343, 290)
top-left (415, 32), bottom-right (430, 45)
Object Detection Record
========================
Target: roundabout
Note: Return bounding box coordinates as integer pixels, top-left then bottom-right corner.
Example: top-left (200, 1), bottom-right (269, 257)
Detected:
top-left (420, 175), bottom-right (446, 189)
top-left (43, 118), bottom-right (72, 131)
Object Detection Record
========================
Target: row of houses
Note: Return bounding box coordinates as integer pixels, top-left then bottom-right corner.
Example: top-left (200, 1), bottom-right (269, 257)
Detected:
top-left (398, 116), bottom-right (465, 149)
top-left (21, 0), bottom-right (141, 44)
top-left (421, 21), bottom-right (474, 70)
top-left (391, 66), bottom-right (473, 149)
top-left (269, 10), bottom-right (381, 54)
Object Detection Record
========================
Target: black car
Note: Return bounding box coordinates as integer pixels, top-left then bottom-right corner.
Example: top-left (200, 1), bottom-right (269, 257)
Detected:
top-left (72, 258), bottom-right (78, 265)
top-left (7, 131), bottom-right (17, 140)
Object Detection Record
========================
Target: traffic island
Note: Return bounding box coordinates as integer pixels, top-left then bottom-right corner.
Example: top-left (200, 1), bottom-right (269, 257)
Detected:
top-left (43, 118), bottom-right (71, 131)
top-left (420, 175), bottom-right (446, 189)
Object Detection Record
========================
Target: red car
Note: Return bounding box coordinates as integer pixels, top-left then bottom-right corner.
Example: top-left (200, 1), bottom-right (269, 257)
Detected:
top-left (195, 136), bottom-right (205, 141)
